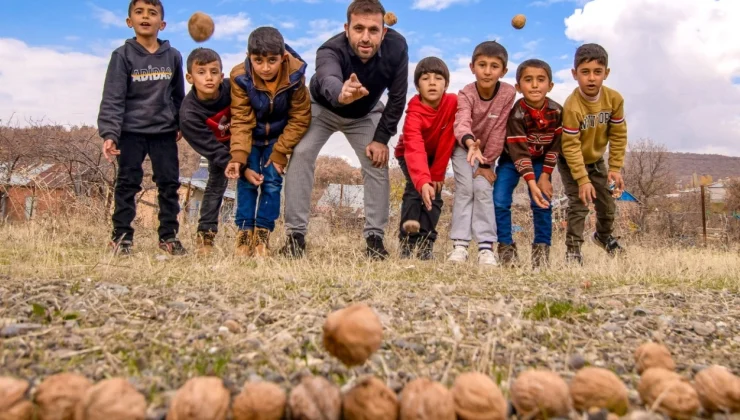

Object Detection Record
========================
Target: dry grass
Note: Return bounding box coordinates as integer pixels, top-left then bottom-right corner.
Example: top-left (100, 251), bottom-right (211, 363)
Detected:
top-left (1, 212), bottom-right (739, 416)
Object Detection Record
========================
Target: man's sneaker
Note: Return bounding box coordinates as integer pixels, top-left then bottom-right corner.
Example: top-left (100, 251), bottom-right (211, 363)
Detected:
top-left (110, 239), bottom-right (133, 256)
top-left (279, 232), bottom-right (306, 259)
top-left (478, 249), bottom-right (498, 266)
top-left (418, 240), bottom-right (434, 261)
top-left (593, 232), bottom-right (625, 256)
top-left (366, 234), bottom-right (389, 260)
top-left (565, 246), bottom-right (584, 265)
top-left (195, 231), bottom-right (216, 256)
top-left (531, 243), bottom-right (550, 269)
top-left (159, 237), bottom-right (187, 256)
top-left (447, 246), bottom-right (469, 263)
top-left (497, 243), bottom-right (518, 267)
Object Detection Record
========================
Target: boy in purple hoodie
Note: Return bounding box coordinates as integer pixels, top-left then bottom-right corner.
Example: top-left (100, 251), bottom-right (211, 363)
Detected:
top-left (449, 41), bottom-right (516, 266)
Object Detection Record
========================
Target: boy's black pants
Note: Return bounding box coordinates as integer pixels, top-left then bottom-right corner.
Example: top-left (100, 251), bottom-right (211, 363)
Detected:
top-left (197, 162), bottom-right (228, 234)
top-left (397, 156), bottom-right (443, 243)
top-left (112, 131), bottom-right (181, 243)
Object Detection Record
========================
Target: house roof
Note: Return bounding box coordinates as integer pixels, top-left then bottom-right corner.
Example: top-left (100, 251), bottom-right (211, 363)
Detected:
top-left (317, 183), bottom-right (365, 210)
top-left (0, 162), bottom-right (75, 189)
top-left (179, 176), bottom-right (236, 200)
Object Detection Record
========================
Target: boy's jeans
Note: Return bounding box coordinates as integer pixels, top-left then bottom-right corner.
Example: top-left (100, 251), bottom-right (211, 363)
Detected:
top-left (235, 143), bottom-right (283, 232)
top-left (197, 162), bottom-right (228, 234)
top-left (493, 157), bottom-right (552, 246)
top-left (397, 156), bottom-right (443, 243)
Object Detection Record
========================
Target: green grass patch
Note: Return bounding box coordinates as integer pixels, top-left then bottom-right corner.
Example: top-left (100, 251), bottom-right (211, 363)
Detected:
top-left (524, 299), bottom-right (589, 321)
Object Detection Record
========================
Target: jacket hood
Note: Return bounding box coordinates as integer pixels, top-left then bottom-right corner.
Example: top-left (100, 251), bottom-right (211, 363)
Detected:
top-left (244, 43), bottom-right (307, 91)
top-left (125, 38), bottom-right (171, 56)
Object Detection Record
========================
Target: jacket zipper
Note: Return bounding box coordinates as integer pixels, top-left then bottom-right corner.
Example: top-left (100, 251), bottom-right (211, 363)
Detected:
top-left (253, 73), bottom-right (299, 144)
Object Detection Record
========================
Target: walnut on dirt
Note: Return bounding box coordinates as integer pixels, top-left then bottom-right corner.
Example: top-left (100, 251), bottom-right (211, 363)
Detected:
top-left (634, 342), bottom-right (676, 374)
top-left (34, 373), bottom-right (93, 420)
top-left (342, 376), bottom-right (399, 420)
top-left (450, 372), bottom-right (507, 420)
top-left (288, 375), bottom-right (342, 420)
top-left (232, 380), bottom-right (287, 420)
top-left (569, 367), bottom-right (629, 416)
top-left (510, 370), bottom-right (572, 420)
top-left (637, 368), bottom-right (700, 419)
top-left (322, 303), bottom-right (383, 367)
top-left (167, 376), bottom-right (230, 420)
top-left (384, 12), bottom-right (397, 26)
top-left (0, 377), bottom-right (33, 420)
top-left (399, 377), bottom-right (455, 420)
top-left (692, 365), bottom-right (740, 414)
top-left (73, 377), bottom-right (147, 420)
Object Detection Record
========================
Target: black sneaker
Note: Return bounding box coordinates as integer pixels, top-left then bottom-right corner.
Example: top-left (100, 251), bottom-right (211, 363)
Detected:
top-left (280, 232), bottom-right (306, 259)
top-left (497, 243), bottom-right (518, 267)
top-left (110, 239), bottom-right (133, 256)
top-left (531, 243), bottom-right (550, 269)
top-left (565, 246), bottom-right (584, 265)
top-left (417, 239), bottom-right (435, 261)
top-left (159, 237), bottom-right (188, 256)
top-left (593, 232), bottom-right (625, 256)
top-left (365, 234), bottom-right (389, 260)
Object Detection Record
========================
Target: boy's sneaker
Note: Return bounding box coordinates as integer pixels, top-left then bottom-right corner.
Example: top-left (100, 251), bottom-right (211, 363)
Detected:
top-left (478, 249), bottom-right (498, 266)
top-left (253, 227), bottom-right (271, 258)
top-left (418, 240), bottom-right (434, 261)
top-left (235, 229), bottom-right (254, 257)
top-left (497, 243), bottom-right (518, 267)
top-left (592, 232), bottom-right (625, 256)
top-left (279, 232), bottom-right (306, 259)
top-left (565, 246), bottom-right (584, 266)
top-left (159, 237), bottom-right (187, 256)
top-left (447, 245), bottom-right (469, 263)
top-left (531, 243), bottom-right (550, 269)
top-left (195, 231), bottom-right (216, 256)
top-left (366, 233), bottom-right (389, 261)
top-left (110, 239), bottom-right (133, 256)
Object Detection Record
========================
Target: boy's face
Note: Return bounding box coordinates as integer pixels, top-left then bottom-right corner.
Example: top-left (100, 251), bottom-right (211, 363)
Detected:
top-left (126, 1), bottom-right (166, 37)
top-left (417, 72), bottom-right (447, 106)
top-left (572, 59), bottom-right (609, 97)
top-left (470, 55), bottom-right (507, 91)
top-left (186, 61), bottom-right (223, 99)
top-left (249, 53), bottom-right (286, 82)
top-left (344, 13), bottom-right (387, 63)
top-left (516, 67), bottom-right (554, 106)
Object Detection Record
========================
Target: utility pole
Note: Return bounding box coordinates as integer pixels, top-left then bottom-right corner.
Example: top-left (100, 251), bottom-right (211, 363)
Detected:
top-left (700, 185), bottom-right (707, 246)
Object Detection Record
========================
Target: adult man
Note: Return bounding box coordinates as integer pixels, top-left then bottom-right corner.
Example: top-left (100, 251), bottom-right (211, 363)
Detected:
top-left (280, 0), bottom-right (409, 260)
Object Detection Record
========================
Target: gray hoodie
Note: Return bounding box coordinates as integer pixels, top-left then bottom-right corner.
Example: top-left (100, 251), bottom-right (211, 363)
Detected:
top-left (97, 38), bottom-right (185, 144)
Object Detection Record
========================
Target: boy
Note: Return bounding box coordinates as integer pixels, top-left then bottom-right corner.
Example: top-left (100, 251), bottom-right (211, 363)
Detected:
top-left (98, 0), bottom-right (186, 256)
top-left (559, 43), bottom-right (628, 264)
top-left (493, 59), bottom-right (563, 269)
top-left (179, 48), bottom-right (232, 256)
top-left (394, 57), bottom-right (457, 260)
top-left (449, 41), bottom-right (516, 265)
top-left (225, 27), bottom-right (311, 257)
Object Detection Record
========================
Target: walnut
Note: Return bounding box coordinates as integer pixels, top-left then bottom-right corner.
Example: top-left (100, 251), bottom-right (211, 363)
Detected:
top-left (188, 12), bottom-right (215, 43)
top-left (634, 342), bottom-right (675, 374)
top-left (288, 375), bottom-right (341, 420)
top-left (167, 377), bottom-right (230, 420)
top-left (511, 14), bottom-right (527, 30)
top-left (637, 368), bottom-right (700, 419)
top-left (693, 365), bottom-right (740, 414)
top-left (570, 367), bottom-right (629, 416)
top-left (399, 377), bottom-right (455, 420)
top-left (232, 381), bottom-right (287, 420)
top-left (0, 377), bottom-right (33, 420)
top-left (384, 12), bottom-right (398, 27)
top-left (322, 303), bottom-right (383, 367)
top-left (342, 376), bottom-right (398, 420)
top-left (510, 370), bottom-right (572, 419)
top-left (73, 377), bottom-right (147, 420)
top-left (451, 372), bottom-right (507, 420)
top-left (35, 373), bottom-right (93, 420)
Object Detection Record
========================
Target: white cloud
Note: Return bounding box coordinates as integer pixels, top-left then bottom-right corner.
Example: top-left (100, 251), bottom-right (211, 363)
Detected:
top-left (212, 13), bottom-right (252, 40)
top-left (411, 0), bottom-right (473, 11)
top-left (530, 0), bottom-right (588, 6)
top-left (417, 45), bottom-right (444, 60)
top-left (564, 0), bottom-right (740, 155)
top-left (89, 4), bottom-right (127, 28)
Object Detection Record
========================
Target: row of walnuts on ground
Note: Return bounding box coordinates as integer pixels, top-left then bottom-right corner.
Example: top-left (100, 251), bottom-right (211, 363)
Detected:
top-left (1, 303), bottom-right (739, 419)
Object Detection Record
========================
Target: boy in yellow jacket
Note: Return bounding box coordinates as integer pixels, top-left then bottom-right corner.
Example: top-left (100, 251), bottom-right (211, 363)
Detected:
top-left (559, 43), bottom-right (627, 264)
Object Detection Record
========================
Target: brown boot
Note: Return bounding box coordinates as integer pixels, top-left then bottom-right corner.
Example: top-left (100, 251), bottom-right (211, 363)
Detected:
top-left (235, 229), bottom-right (254, 257)
top-left (532, 243), bottom-right (550, 269)
top-left (195, 231), bottom-right (216, 256)
top-left (252, 227), bottom-right (270, 257)
top-left (497, 242), bottom-right (518, 267)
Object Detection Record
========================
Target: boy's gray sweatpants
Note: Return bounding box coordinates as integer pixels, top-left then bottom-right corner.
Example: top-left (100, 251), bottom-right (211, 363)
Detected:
top-left (283, 96), bottom-right (389, 239)
top-left (449, 146), bottom-right (497, 245)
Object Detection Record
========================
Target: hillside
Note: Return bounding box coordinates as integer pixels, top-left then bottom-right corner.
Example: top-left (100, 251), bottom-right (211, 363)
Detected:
top-left (663, 152), bottom-right (740, 181)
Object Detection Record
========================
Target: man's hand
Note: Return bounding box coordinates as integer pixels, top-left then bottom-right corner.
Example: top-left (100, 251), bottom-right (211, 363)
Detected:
top-left (608, 171), bottom-right (625, 197)
top-left (528, 180), bottom-right (550, 209)
top-left (245, 168), bottom-right (264, 186)
top-left (433, 181), bottom-right (444, 195)
top-left (103, 139), bottom-right (120, 163)
top-left (474, 167), bottom-right (496, 185)
top-left (365, 141), bottom-right (389, 168)
top-left (338, 73), bottom-right (370, 105)
top-left (421, 183), bottom-right (435, 211)
top-left (465, 139), bottom-right (486, 167)
top-left (579, 182), bottom-right (597, 206)
top-left (537, 174), bottom-right (553, 201)
top-left (225, 162), bottom-right (241, 179)
top-left (176, 131), bottom-right (183, 142)
top-left (266, 159), bottom-right (285, 176)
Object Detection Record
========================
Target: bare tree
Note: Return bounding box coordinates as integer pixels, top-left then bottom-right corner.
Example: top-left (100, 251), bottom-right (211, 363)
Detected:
top-left (623, 138), bottom-right (674, 231)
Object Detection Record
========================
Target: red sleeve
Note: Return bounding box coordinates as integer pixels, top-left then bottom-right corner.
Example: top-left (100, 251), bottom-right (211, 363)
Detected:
top-left (402, 112), bottom-right (432, 193)
top-left (429, 99), bottom-right (457, 183)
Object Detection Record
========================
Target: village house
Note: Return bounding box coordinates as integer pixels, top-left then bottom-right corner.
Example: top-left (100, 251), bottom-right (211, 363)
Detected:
top-left (0, 162), bottom-right (82, 223)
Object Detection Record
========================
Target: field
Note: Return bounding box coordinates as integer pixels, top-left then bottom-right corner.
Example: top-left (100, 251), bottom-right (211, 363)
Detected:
top-left (1, 213), bottom-right (739, 417)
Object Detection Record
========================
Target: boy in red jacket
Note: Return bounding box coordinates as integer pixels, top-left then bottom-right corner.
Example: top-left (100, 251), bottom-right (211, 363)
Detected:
top-left (394, 57), bottom-right (457, 260)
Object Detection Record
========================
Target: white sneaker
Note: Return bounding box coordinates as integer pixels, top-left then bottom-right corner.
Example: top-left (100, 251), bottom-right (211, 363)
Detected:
top-left (478, 249), bottom-right (498, 266)
top-left (447, 246), bottom-right (469, 263)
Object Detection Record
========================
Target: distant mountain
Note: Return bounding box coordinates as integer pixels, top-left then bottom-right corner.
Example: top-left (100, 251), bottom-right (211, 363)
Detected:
top-left (662, 152), bottom-right (740, 181)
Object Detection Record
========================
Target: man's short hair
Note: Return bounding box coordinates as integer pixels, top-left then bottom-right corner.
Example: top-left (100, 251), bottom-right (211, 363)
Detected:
top-left (248, 27), bottom-right (285, 57)
top-left (128, 0), bottom-right (164, 19)
top-left (414, 57), bottom-right (450, 88)
top-left (186, 48), bottom-right (222, 74)
top-left (346, 0), bottom-right (385, 24)
top-left (472, 41), bottom-right (508, 68)
top-left (574, 43), bottom-right (608, 69)
top-left (516, 59), bottom-right (553, 83)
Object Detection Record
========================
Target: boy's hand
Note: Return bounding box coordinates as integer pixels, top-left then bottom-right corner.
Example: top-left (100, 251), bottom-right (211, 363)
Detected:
top-left (465, 139), bottom-right (486, 167)
top-left (102, 139), bottom-right (120, 163)
top-left (338, 73), bottom-right (370, 105)
top-left (579, 183), bottom-right (597, 206)
top-left (245, 168), bottom-right (264, 186)
top-left (608, 171), bottom-right (625, 197)
top-left (433, 181), bottom-right (444, 195)
top-left (528, 180), bottom-right (550, 209)
top-left (474, 167), bottom-right (496, 185)
top-left (365, 141), bottom-right (389, 168)
top-left (421, 183), bottom-right (435, 211)
top-left (225, 162), bottom-right (241, 179)
top-left (266, 159), bottom-right (285, 176)
top-left (537, 175), bottom-right (553, 200)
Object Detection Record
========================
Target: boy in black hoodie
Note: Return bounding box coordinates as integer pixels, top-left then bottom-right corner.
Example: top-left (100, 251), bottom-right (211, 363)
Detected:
top-left (97, 0), bottom-right (186, 256)
top-left (179, 48), bottom-right (232, 256)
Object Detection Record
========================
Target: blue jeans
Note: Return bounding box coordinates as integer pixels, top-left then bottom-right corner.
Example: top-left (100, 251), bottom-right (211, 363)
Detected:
top-left (493, 157), bottom-right (552, 246)
top-left (235, 143), bottom-right (283, 231)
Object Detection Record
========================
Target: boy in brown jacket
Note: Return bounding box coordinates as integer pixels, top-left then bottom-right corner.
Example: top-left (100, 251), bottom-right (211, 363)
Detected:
top-left (225, 27), bottom-right (311, 257)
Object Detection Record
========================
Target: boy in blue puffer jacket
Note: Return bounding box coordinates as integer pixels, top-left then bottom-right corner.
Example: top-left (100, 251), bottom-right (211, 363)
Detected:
top-left (225, 26), bottom-right (311, 257)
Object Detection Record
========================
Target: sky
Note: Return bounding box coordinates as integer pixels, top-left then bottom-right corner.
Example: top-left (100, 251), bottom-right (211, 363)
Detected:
top-left (1, 0), bottom-right (739, 168)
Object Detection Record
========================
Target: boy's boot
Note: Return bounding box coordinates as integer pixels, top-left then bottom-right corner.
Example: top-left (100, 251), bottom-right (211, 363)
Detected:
top-left (400, 235), bottom-right (418, 259)
top-left (280, 232), bottom-right (306, 259)
top-left (366, 233), bottom-right (389, 261)
top-left (252, 227), bottom-right (271, 258)
top-left (195, 231), bottom-right (216, 257)
top-left (235, 229), bottom-right (254, 257)
top-left (418, 239), bottom-right (435, 261)
top-left (159, 237), bottom-right (188, 256)
top-left (531, 243), bottom-right (550, 270)
top-left (593, 232), bottom-right (625, 256)
top-left (497, 242), bottom-right (519, 267)
top-left (565, 245), bottom-right (584, 266)
top-left (110, 238), bottom-right (134, 256)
